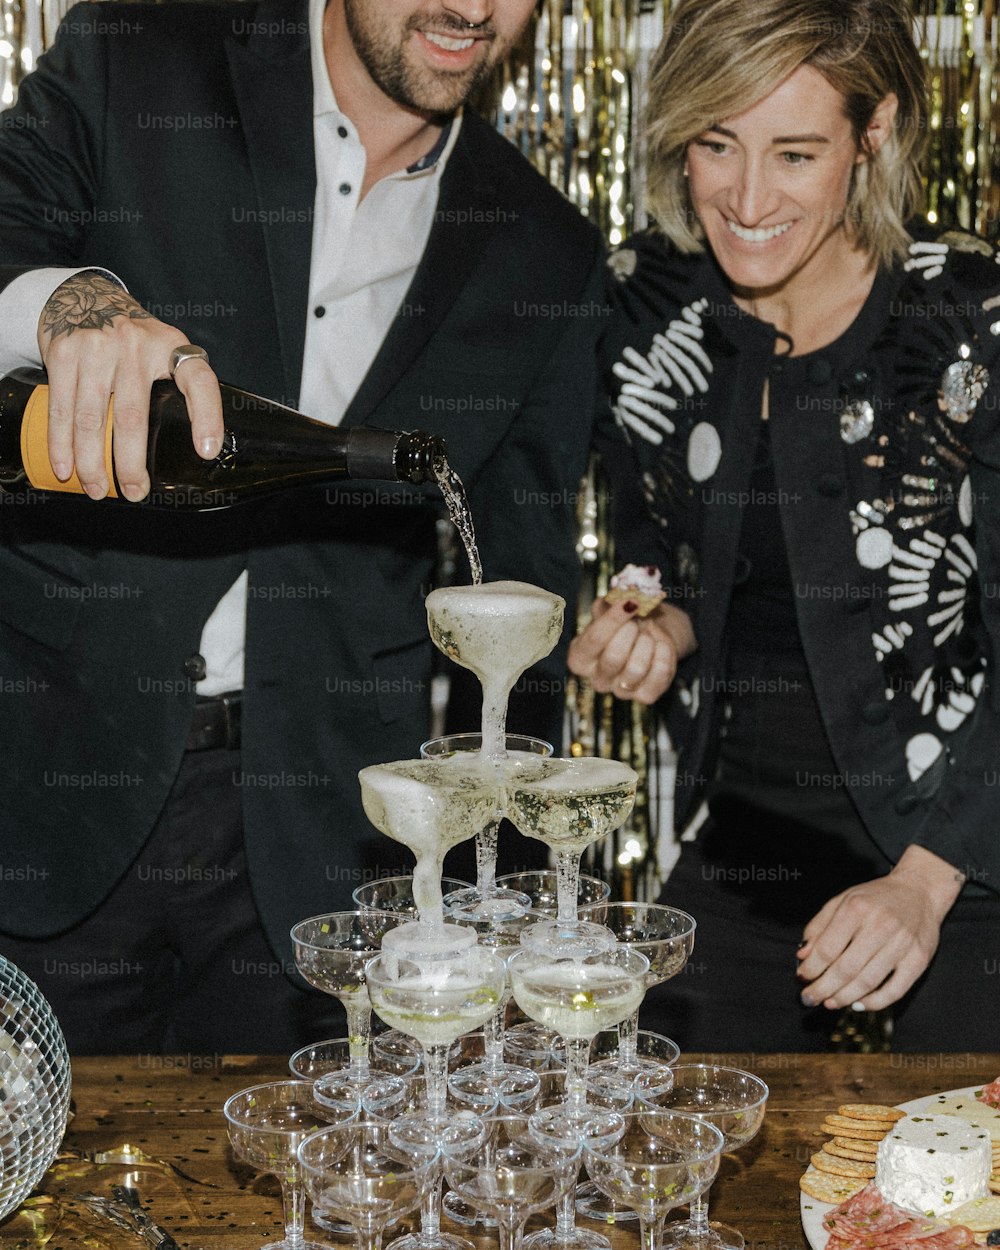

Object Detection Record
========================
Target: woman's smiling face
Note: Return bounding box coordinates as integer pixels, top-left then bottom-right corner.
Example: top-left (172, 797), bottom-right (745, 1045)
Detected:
top-left (685, 64), bottom-right (892, 300)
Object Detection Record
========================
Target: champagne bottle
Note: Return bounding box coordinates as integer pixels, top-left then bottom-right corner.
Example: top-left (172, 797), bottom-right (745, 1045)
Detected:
top-left (0, 368), bottom-right (447, 507)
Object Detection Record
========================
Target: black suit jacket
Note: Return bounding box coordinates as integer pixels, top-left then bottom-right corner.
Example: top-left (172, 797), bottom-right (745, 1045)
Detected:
top-left (0, 0), bottom-right (608, 958)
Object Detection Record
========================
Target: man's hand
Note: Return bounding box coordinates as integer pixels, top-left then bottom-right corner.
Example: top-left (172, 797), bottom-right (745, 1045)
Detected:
top-left (796, 844), bottom-right (964, 1011)
top-left (567, 598), bottom-right (696, 705)
top-left (38, 272), bottom-right (224, 501)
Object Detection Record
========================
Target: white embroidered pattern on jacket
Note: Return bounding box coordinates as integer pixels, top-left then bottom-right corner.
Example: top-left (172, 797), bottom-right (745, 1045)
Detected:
top-left (612, 299), bottom-right (712, 445)
top-left (872, 621), bottom-right (914, 659)
top-left (927, 533), bottom-right (977, 646)
top-left (887, 530), bottom-right (946, 612)
top-left (903, 240), bottom-right (949, 281)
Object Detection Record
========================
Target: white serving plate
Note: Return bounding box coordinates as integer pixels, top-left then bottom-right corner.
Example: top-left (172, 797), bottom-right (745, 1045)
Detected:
top-left (799, 1085), bottom-right (991, 1249)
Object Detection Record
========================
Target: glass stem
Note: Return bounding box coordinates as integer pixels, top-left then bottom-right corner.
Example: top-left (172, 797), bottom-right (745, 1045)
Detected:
top-left (278, 1179), bottom-right (306, 1250)
top-left (356, 1225), bottom-right (383, 1250)
top-left (498, 1216), bottom-right (528, 1250)
top-left (423, 1044), bottom-right (449, 1120)
top-left (418, 1169), bottom-right (444, 1244)
top-left (618, 1010), bottom-right (640, 1071)
top-left (688, 1188), bottom-right (713, 1238)
top-left (639, 1214), bottom-right (665, 1250)
top-left (476, 820), bottom-right (500, 897)
top-left (555, 851), bottom-right (583, 925)
top-left (483, 989), bottom-right (511, 1073)
top-left (554, 1166), bottom-right (581, 1237)
top-left (564, 1037), bottom-right (590, 1115)
top-left (345, 1001), bottom-right (372, 1081)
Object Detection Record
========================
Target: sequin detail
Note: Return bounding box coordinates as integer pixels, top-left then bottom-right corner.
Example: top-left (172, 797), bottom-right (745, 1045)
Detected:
top-left (840, 400), bottom-right (875, 444)
top-left (940, 359), bottom-right (989, 423)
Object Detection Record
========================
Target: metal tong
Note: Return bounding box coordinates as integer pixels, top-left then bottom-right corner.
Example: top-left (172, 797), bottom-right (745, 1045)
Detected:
top-left (76, 1186), bottom-right (180, 1250)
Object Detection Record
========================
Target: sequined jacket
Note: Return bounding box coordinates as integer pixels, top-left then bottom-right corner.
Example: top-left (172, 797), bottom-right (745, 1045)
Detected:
top-left (602, 222), bottom-right (1000, 893)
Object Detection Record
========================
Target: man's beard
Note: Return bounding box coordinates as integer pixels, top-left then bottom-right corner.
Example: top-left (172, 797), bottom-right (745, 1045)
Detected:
top-left (343, 0), bottom-right (497, 114)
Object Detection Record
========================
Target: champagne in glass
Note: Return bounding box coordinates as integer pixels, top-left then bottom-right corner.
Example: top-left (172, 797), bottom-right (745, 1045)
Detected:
top-left (358, 759), bottom-right (498, 952)
top-left (425, 582), bottom-right (564, 758)
top-left (507, 758), bottom-right (637, 959)
top-left (508, 947), bottom-right (648, 1119)
top-left (422, 733), bottom-right (552, 923)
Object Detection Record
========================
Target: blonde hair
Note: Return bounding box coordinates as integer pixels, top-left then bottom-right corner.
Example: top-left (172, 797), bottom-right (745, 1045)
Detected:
top-left (645, 0), bottom-right (927, 266)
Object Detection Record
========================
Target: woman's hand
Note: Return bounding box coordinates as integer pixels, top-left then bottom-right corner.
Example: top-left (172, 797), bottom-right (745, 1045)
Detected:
top-left (796, 845), bottom-right (964, 1011)
top-left (567, 598), bottom-right (696, 705)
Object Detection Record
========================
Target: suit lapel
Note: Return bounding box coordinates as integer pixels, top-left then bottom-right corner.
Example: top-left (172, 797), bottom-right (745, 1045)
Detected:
top-left (342, 115), bottom-right (505, 427)
top-left (226, 0), bottom-right (316, 404)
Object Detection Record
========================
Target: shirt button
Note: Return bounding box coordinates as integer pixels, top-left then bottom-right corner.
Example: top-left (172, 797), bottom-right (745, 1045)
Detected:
top-left (314, 306), bottom-right (326, 318)
top-left (182, 653), bottom-right (207, 681)
top-left (861, 699), bottom-right (889, 725)
top-left (807, 357), bottom-right (832, 385)
top-left (816, 472), bottom-right (844, 497)
top-left (339, 182), bottom-right (352, 196)
top-left (894, 792), bottom-right (920, 815)
top-left (337, 125), bottom-right (348, 138)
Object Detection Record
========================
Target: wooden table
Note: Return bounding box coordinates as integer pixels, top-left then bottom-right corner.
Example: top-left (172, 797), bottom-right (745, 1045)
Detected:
top-left (4, 1052), bottom-right (999, 1250)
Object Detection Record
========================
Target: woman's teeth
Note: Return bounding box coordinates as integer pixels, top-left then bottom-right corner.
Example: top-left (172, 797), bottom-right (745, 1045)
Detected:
top-left (726, 220), bottom-right (793, 242)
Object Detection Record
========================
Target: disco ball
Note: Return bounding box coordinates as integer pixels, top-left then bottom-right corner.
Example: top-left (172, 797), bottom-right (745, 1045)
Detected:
top-left (0, 956), bottom-right (72, 1224)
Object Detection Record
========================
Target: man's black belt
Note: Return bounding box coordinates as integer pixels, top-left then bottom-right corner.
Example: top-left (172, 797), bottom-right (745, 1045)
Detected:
top-left (186, 691), bottom-right (242, 752)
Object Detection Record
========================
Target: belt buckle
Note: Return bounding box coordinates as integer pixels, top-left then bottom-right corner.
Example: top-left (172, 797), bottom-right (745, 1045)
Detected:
top-left (218, 692), bottom-right (240, 751)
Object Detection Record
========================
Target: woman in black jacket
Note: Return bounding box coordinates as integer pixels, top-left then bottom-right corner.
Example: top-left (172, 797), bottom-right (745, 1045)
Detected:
top-left (571, 0), bottom-right (1000, 1050)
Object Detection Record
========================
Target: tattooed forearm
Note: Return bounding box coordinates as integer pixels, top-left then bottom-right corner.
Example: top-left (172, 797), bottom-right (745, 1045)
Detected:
top-left (40, 272), bottom-right (152, 341)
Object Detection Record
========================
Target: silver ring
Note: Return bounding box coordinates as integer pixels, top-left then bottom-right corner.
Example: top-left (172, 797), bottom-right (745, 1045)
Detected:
top-left (168, 344), bottom-right (210, 378)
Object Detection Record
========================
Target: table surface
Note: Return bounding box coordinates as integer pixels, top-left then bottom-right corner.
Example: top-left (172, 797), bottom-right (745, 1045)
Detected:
top-left (4, 1052), bottom-right (999, 1250)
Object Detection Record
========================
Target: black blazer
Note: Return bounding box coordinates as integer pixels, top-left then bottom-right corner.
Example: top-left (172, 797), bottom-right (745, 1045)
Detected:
top-left (601, 226), bottom-right (1000, 895)
top-left (0, 0), bottom-right (608, 957)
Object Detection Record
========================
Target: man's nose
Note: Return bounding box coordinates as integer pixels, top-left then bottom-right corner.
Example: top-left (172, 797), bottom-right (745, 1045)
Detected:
top-left (440, 0), bottom-right (493, 27)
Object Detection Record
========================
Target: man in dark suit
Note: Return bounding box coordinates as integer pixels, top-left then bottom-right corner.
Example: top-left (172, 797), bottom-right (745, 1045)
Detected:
top-left (0, 0), bottom-right (607, 1051)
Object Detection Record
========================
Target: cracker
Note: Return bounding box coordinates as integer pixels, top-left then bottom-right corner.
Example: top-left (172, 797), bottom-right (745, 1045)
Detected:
top-left (989, 1176), bottom-right (1000, 1195)
top-left (825, 1140), bottom-right (881, 1162)
top-left (838, 1103), bottom-right (906, 1123)
top-left (831, 1136), bottom-right (880, 1156)
top-left (821, 1118), bottom-right (890, 1141)
top-left (941, 1195), bottom-right (1000, 1232)
top-left (810, 1150), bottom-right (877, 1180)
top-left (799, 1168), bottom-right (867, 1203)
top-left (927, 1097), bottom-right (1000, 1142)
top-left (823, 1113), bottom-right (896, 1132)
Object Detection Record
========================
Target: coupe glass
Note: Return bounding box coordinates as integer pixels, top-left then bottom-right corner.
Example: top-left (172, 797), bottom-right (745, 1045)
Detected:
top-left (508, 946), bottom-right (648, 1118)
top-left (223, 1080), bottom-right (333, 1250)
top-left (353, 875), bottom-right (473, 914)
top-left (446, 911), bottom-right (541, 1112)
top-left (523, 1071), bottom-right (632, 1250)
top-left (504, 757), bottom-right (636, 959)
top-left (365, 946), bottom-right (508, 1120)
top-left (574, 1030), bottom-right (681, 1223)
top-left (421, 732), bottom-right (552, 923)
top-left (583, 1109), bottom-right (724, 1250)
top-left (288, 1036), bottom-right (420, 1084)
top-left (386, 1111), bottom-right (487, 1250)
top-left (578, 904), bottom-right (694, 1083)
top-left (442, 1112), bottom-right (580, 1250)
top-left (290, 910), bottom-right (405, 1096)
top-left (636, 1065), bottom-right (769, 1250)
top-left (298, 1119), bottom-right (433, 1250)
